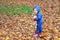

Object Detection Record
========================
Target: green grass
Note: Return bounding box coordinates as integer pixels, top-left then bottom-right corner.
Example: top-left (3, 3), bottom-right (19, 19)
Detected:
top-left (0, 5), bottom-right (33, 16)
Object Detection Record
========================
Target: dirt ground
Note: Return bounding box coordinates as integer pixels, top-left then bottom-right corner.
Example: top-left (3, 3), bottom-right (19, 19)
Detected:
top-left (0, 0), bottom-right (60, 40)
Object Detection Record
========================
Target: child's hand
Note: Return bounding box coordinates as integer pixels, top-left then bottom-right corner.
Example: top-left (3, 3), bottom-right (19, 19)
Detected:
top-left (33, 15), bottom-right (37, 19)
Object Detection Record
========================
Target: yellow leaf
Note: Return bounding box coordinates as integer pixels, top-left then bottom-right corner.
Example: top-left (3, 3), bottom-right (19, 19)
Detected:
top-left (5, 36), bottom-right (9, 40)
top-left (55, 38), bottom-right (60, 40)
top-left (57, 38), bottom-right (60, 40)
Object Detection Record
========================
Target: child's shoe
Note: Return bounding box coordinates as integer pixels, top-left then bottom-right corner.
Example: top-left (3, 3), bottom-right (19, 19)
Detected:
top-left (33, 33), bottom-right (38, 38)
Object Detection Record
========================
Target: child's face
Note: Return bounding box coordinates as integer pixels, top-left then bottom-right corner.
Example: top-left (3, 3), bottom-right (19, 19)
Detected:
top-left (33, 9), bottom-right (38, 14)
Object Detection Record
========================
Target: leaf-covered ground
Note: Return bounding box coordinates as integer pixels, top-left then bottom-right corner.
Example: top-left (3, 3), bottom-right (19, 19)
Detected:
top-left (0, 0), bottom-right (60, 40)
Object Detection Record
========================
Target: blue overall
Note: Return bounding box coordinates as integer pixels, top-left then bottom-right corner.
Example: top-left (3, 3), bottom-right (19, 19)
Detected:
top-left (33, 5), bottom-right (42, 34)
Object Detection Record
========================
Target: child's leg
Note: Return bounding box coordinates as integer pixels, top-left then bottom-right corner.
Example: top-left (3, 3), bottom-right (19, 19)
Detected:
top-left (33, 26), bottom-right (39, 38)
top-left (33, 25), bottom-right (42, 37)
top-left (35, 26), bottom-right (40, 34)
top-left (39, 27), bottom-right (42, 33)
top-left (38, 23), bottom-right (42, 33)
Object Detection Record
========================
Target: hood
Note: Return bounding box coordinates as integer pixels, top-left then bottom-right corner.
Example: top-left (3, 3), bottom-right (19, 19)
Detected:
top-left (33, 5), bottom-right (40, 12)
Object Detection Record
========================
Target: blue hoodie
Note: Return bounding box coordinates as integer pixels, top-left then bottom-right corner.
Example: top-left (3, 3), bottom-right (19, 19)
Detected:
top-left (34, 5), bottom-right (42, 27)
top-left (34, 5), bottom-right (42, 34)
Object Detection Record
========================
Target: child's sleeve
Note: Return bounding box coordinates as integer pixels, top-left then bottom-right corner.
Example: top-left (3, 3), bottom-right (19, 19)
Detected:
top-left (34, 13), bottom-right (42, 21)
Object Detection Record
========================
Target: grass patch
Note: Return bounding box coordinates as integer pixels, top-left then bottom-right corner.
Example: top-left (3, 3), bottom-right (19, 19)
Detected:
top-left (0, 5), bottom-right (33, 16)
